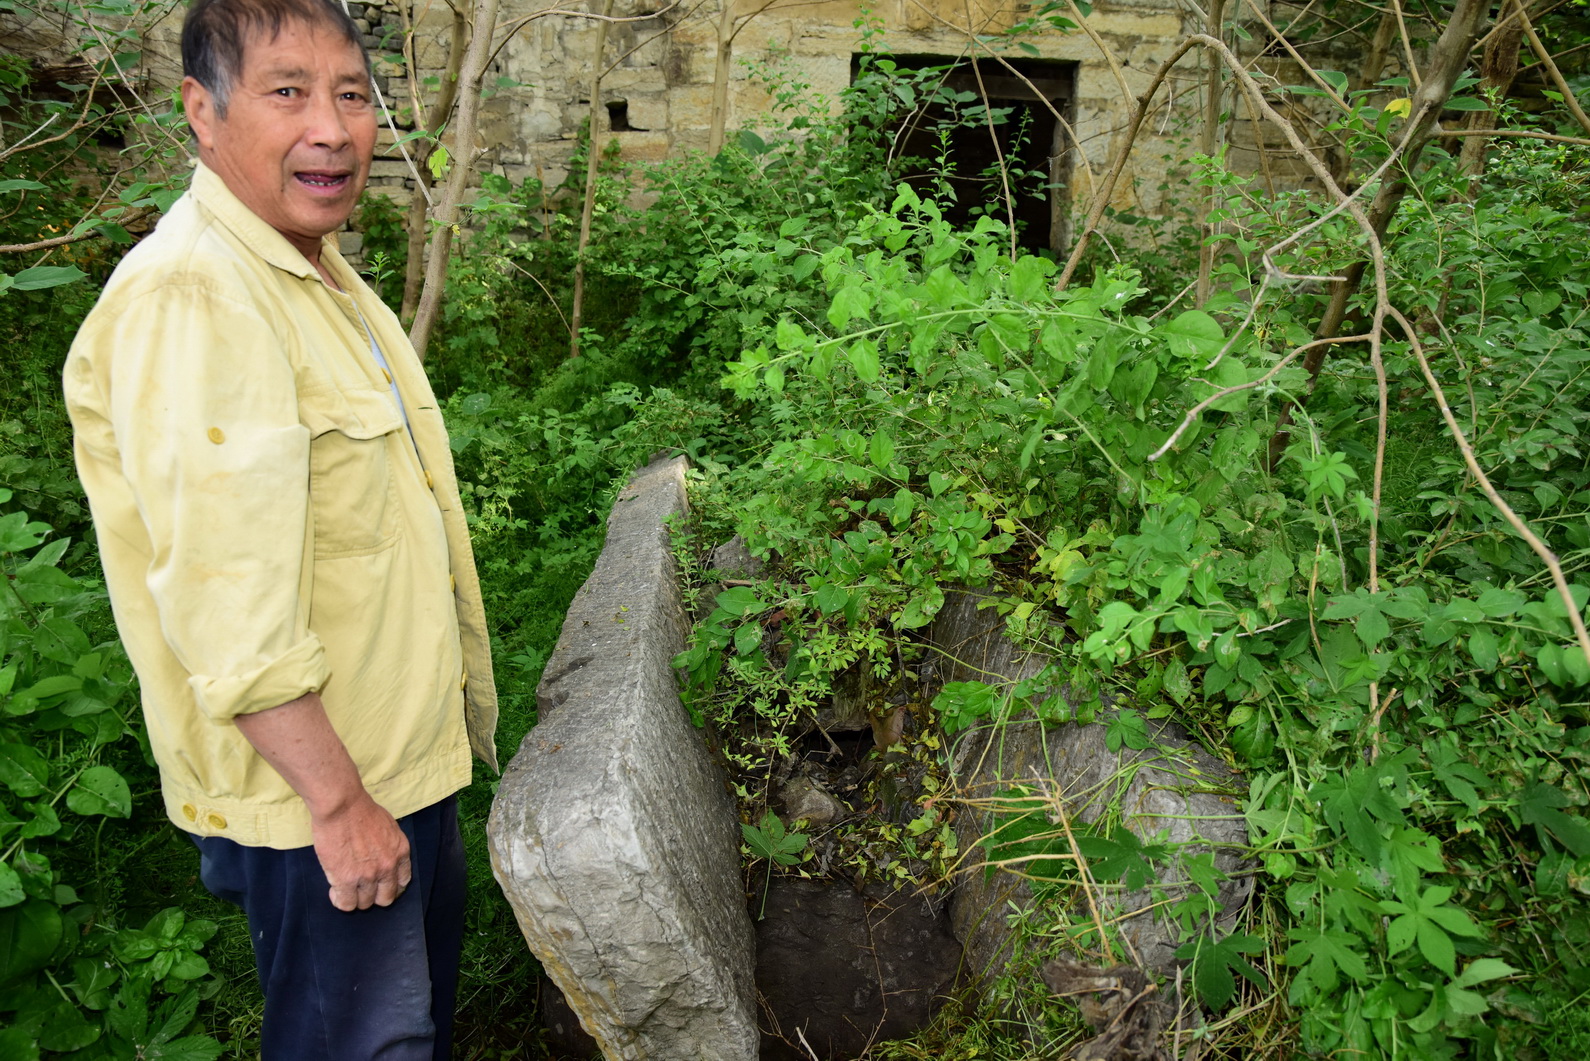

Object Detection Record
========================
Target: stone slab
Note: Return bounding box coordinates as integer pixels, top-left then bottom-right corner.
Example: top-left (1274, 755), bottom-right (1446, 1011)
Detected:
top-left (489, 456), bottom-right (759, 1060)
top-left (928, 591), bottom-right (1253, 982)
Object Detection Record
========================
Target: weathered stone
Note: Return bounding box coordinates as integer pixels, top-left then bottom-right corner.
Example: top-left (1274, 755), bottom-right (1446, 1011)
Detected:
top-left (779, 776), bottom-right (848, 826)
top-left (489, 456), bottom-right (760, 1060)
top-left (708, 535), bottom-right (763, 581)
top-left (754, 879), bottom-right (961, 1061)
top-left (929, 591), bottom-right (1253, 982)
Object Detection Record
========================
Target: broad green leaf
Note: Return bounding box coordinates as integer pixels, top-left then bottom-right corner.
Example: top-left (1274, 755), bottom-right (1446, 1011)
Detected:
top-left (1157, 310), bottom-right (1224, 361)
top-left (0, 510), bottom-right (51, 553)
top-left (0, 743), bottom-right (50, 797)
top-left (40, 1009), bottom-right (100, 1053)
top-left (1007, 254), bottom-right (1053, 301)
top-left (145, 1036), bottom-right (225, 1061)
top-left (0, 179), bottom-right (47, 194)
top-left (813, 582), bottom-right (849, 615)
top-left (1285, 923), bottom-right (1368, 992)
top-left (897, 584), bottom-right (944, 630)
top-left (869, 431), bottom-right (895, 471)
top-left (1104, 709), bottom-right (1152, 753)
top-left (732, 622), bottom-right (761, 656)
top-left (1453, 958), bottom-right (1518, 987)
top-left (1467, 628), bottom-right (1499, 671)
top-left (933, 681), bottom-right (999, 736)
top-left (1163, 656), bottom-right (1192, 706)
top-left (0, 860), bottom-right (22, 907)
top-left (67, 765), bottom-right (132, 818)
top-left (827, 284), bottom-right (874, 330)
top-left (923, 265), bottom-right (968, 310)
top-left (8, 265), bottom-right (88, 291)
top-left (1416, 919), bottom-right (1456, 974)
top-left (1475, 587), bottom-right (1524, 617)
top-left (0, 897), bottom-right (64, 985)
top-left (847, 338), bottom-right (881, 383)
top-left (1074, 829), bottom-right (1168, 891)
top-left (1519, 781), bottom-right (1590, 856)
top-left (715, 586), bottom-right (767, 618)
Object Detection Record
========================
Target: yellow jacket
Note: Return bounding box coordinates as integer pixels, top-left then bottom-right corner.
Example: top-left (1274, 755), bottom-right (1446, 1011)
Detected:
top-left (65, 164), bottom-right (497, 849)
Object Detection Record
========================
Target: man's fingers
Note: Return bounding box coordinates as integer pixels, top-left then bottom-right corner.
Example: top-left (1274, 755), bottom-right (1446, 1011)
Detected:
top-left (329, 880), bottom-right (359, 913)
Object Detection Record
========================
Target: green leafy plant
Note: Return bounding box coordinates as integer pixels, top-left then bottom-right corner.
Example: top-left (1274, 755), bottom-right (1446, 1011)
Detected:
top-left (1, 490), bottom-right (224, 1060)
top-left (741, 810), bottom-right (808, 919)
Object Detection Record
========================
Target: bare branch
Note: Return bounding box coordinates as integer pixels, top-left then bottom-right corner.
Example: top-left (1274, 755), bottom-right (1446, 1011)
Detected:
top-left (1148, 333), bottom-right (1372, 460)
top-left (1393, 306), bottom-right (1590, 670)
top-left (1443, 128), bottom-right (1590, 147)
top-left (0, 209), bottom-right (152, 254)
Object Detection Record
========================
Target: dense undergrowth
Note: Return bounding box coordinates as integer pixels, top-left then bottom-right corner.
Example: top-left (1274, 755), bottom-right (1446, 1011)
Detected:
top-left (4, 13), bottom-right (1590, 1061)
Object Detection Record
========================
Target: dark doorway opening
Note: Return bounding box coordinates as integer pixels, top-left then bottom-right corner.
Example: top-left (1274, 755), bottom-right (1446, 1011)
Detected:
top-left (850, 54), bottom-right (1077, 254)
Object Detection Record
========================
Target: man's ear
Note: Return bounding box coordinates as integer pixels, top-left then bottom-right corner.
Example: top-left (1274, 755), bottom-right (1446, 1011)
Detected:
top-left (181, 76), bottom-right (219, 152)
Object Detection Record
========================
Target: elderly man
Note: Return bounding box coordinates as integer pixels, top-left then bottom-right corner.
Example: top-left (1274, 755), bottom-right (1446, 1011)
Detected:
top-left (63, 0), bottom-right (496, 1057)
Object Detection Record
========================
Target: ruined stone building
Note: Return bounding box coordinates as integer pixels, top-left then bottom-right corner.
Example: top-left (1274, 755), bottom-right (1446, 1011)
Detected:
top-left (3, 0), bottom-right (1354, 256)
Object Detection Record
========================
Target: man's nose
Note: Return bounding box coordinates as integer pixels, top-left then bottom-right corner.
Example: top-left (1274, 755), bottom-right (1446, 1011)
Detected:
top-left (305, 89), bottom-right (352, 150)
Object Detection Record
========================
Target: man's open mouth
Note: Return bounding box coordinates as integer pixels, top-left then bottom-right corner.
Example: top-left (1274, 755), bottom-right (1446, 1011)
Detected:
top-left (296, 172), bottom-right (350, 189)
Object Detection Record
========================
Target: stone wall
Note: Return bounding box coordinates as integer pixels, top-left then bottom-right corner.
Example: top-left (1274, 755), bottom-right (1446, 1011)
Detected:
top-left (4, 0), bottom-right (1368, 250)
top-left (376, 0), bottom-right (1206, 219)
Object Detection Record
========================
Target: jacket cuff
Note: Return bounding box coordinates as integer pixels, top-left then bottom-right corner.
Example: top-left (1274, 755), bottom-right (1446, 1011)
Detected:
top-left (186, 636), bottom-right (330, 721)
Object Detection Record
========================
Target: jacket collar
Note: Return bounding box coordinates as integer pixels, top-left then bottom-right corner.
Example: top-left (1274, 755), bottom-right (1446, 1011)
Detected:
top-left (189, 162), bottom-right (337, 283)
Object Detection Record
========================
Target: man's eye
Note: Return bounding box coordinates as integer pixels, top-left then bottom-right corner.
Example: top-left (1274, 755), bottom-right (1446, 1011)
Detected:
top-left (273, 87), bottom-right (298, 97)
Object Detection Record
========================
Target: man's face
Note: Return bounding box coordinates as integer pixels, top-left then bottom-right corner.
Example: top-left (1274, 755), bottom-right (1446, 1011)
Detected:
top-left (182, 20), bottom-right (376, 262)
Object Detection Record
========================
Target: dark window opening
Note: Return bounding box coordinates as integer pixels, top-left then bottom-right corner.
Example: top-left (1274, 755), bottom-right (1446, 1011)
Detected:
top-left (606, 99), bottom-right (646, 132)
top-left (850, 54), bottom-right (1076, 253)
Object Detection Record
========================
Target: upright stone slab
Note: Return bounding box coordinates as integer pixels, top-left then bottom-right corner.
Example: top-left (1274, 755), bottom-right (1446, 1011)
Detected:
top-left (489, 456), bottom-right (759, 1060)
top-left (929, 591), bottom-right (1253, 981)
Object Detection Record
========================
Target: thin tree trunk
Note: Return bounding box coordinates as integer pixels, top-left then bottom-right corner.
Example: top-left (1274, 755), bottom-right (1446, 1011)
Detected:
top-left (1513, 0), bottom-right (1590, 136)
top-left (1459, 11), bottom-right (1525, 180)
top-left (569, 0), bottom-right (616, 360)
top-left (1263, 0), bottom-right (1490, 470)
top-left (707, 0), bottom-right (736, 155)
top-left (1195, 0), bottom-right (1226, 305)
top-left (1356, 12), bottom-right (1398, 92)
top-left (408, 0), bottom-right (500, 363)
top-left (399, 3), bottom-right (467, 324)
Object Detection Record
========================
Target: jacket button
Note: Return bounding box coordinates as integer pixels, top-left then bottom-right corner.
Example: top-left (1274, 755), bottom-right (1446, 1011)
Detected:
top-left (460, 673), bottom-right (468, 691)
top-left (425, 470), bottom-right (435, 488)
top-left (207, 427), bottom-right (225, 444)
top-left (206, 812), bottom-right (227, 830)
top-left (181, 804), bottom-right (197, 821)
top-left (450, 574), bottom-right (456, 592)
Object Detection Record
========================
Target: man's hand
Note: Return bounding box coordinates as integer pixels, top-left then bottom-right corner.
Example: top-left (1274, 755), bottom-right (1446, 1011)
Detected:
top-left (311, 792), bottom-right (412, 911)
top-left (234, 692), bottom-right (410, 911)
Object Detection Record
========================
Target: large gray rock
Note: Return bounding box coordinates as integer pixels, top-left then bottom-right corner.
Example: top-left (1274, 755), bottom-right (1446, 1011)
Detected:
top-left (929, 591), bottom-right (1253, 982)
top-left (489, 456), bottom-right (759, 1060)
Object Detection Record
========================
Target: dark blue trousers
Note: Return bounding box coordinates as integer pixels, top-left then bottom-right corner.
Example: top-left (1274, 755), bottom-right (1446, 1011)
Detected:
top-left (193, 796), bottom-right (466, 1061)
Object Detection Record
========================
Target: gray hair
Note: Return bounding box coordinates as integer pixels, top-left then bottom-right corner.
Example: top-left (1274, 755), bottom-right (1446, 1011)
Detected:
top-left (182, 0), bottom-right (369, 118)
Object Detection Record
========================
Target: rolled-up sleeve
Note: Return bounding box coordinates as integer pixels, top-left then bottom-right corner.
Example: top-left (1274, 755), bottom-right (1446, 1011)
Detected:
top-left (100, 279), bottom-right (328, 720)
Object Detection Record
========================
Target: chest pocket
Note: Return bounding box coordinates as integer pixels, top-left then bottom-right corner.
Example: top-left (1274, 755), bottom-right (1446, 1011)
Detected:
top-left (300, 386), bottom-right (406, 558)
